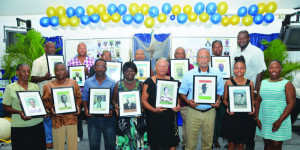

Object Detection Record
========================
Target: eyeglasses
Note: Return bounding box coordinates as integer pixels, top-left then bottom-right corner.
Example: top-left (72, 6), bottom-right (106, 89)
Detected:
top-left (94, 66), bottom-right (106, 69)
top-left (198, 56), bottom-right (209, 59)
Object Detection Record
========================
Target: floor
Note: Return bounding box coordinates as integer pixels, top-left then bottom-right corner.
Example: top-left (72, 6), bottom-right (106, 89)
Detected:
top-left (1, 121), bottom-right (300, 150)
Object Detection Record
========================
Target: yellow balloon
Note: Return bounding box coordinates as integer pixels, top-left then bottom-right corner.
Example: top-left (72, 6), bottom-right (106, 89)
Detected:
top-left (217, 1), bottom-right (228, 15)
top-left (221, 16), bottom-right (230, 26)
top-left (111, 13), bottom-right (121, 23)
top-left (183, 5), bottom-right (192, 15)
top-left (69, 16), bottom-right (80, 27)
top-left (101, 13), bottom-right (111, 23)
top-left (87, 5), bottom-right (96, 16)
top-left (140, 4), bottom-right (150, 15)
top-left (56, 6), bottom-right (66, 18)
top-left (188, 12), bottom-right (198, 22)
top-left (242, 15), bottom-right (253, 26)
top-left (172, 5), bottom-right (181, 16)
top-left (144, 17), bottom-right (155, 28)
top-left (46, 7), bottom-right (56, 18)
top-left (257, 3), bottom-right (266, 14)
top-left (59, 16), bottom-right (69, 27)
top-left (97, 4), bottom-right (106, 15)
top-left (230, 15), bottom-right (240, 25)
top-left (157, 13), bottom-right (167, 23)
top-left (199, 12), bottom-right (209, 22)
top-left (129, 3), bottom-right (139, 16)
top-left (266, 2), bottom-right (277, 13)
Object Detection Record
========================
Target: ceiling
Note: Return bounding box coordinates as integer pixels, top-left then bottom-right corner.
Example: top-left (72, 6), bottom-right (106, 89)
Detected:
top-left (0, 0), bottom-right (300, 16)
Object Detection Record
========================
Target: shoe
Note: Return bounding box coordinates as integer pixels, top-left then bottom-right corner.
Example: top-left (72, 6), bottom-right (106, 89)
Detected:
top-left (46, 143), bottom-right (53, 149)
top-left (77, 137), bottom-right (81, 143)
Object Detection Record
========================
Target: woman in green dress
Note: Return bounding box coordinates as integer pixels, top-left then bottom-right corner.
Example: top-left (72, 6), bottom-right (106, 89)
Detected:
top-left (112, 62), bottom-right (147, 150)
top-left (255, 60), bottom-right (296, 150)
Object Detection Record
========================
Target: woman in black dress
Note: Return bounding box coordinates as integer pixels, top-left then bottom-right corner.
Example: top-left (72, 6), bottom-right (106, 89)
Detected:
top-left (141, 57), bottom-right (180, 150)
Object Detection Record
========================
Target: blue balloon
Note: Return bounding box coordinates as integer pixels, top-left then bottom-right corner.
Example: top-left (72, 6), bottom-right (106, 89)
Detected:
top-left (248, 5), bottom-right (258, 16)
top-left (210, 13), bottom-right (221, 24)
top-left (149, 6), bottom-right (159, 17)
top-left (253, 14), bottom-right (264, 24)
top-left (49, 16), bottom-right (59, 27)
top-left (76, 6), bottom-right (85, 18)
top-left (170, 15), bottom-right (175, 20)
top-left (80, 15), bottom-right (90, 25)
top-left (206, 2), bottom-right (217, 15)
top-left (162, 3), bottom-right (172, 15)
top-left (107, 4), bottom-right (117, 16)
top-left (40, 17), bottom-right (50, 27)
top-left (66, 7), bottom-right (75, 18)
top-left (194, 2), bottom-right (205, 15)
top-left (134, 13), bottom-right (144, 24)
top-left (177, 13), bottom-right (188, 24)
top-left (238, 6), bottom-right (247, 17)
top-left (122, 14), bottom-right (133, 25)
top-left (264, 13), bottom-right (274, 23)
top-left (118, 4), bottom-right (127, 16)
top-left (90, 14), bottom-right (100, 23)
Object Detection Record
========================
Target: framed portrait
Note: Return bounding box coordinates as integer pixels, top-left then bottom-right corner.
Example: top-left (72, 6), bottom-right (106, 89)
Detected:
top-left (106, 61), bottom-right (122, 82)
top-left (228, 85), bottom-right (253, 112)
top-left (52, 87), bottom-right (77, 114)
top-left (69, 65), bottom-right (86, 87)
top-left (46, 55), bottom-right (64, 77)
top-left (155, 79), bottom-right (179, 108)
top-left (118, 90), bottom-right (142, 117)
top-left (193, 75), bottom-right (217, 104)
top-left (170, 59), bottom-right (190, 82)
top-left (89, 88), bottom-right (111, 115)
top-left (211, 56), bottom-right (231, 79)
top-left (16, 91), bottom-right (47, 117)
top-left (133, 60), bottom-right (151, 82)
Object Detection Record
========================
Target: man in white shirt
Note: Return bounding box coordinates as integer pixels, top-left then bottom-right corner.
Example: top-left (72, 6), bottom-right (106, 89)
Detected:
top-left (291, 73), bottom-right (300, 125)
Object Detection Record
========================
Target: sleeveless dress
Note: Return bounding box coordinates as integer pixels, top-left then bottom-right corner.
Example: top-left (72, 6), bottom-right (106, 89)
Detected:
top-left (221, 79), bottom-right (256, 144)
top-left (143, 77), bottom-right (180, 148)
top-left (116, 79), bottom-right (148, 150)
top-left (256, 79), bottom-right (292, 141)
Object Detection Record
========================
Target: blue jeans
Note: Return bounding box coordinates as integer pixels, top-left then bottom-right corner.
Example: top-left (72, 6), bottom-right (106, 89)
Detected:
top-left (43, 117), bottom-right (53, 144)
top-left (88, 114), bottom-right (116, 150)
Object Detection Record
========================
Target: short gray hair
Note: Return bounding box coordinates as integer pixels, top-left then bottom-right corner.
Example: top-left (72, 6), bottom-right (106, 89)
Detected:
top-left (155, 57), bottom-right (169, 66)
top-left (197, 48), bottom-right (211, 57)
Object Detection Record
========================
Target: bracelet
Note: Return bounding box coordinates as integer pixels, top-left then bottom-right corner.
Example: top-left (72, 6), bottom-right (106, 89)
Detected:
top-left (254, 90), bottom-right (257, 94)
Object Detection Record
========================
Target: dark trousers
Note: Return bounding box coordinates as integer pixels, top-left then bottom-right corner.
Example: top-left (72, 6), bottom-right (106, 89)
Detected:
top-left (291, 98), bottom-right (300, 124)
top-left (77, 111), bottom-right (84, 139)
top-left (11, 122), bottom-right (46, 150)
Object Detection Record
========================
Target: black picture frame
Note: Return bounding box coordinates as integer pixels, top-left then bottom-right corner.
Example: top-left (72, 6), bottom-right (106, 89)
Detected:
top-left (193, 75), bottom-right (217, 104)
top-left (211, 56), bottom-right (231, 79)
top-left (170, 59), bottom-right (190, 82)
top-left (228, 85), bottom-right (253, 113)
top-left (68, 65), bottom-right (86, 87)
top-left (89, 88), bottom-right (111, 115)
top-left (155, 79), bottom-right (179, 108)
top-left (118, 90), bottom-right (142, 117)
top-left (51, 87), bottom-right (77, 114)
top-left (46, 54), bottom-right (65, 77)
top-left (106, 61), bottom-right (122, 82)
top-left (17, 91), bottom-right (47, 117)
top-left (132, 60), bottom-right (151, 82)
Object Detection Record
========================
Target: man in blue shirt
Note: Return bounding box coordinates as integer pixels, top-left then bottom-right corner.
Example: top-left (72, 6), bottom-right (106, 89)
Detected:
top-left (179, 48), bottom-right (224, 150)
top-left (82, 59), bottom-right (116, 150)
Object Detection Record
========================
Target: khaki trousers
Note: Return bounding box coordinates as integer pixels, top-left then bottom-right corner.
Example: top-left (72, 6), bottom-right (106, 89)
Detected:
top-left (180, 106), bottom-right (188, 146)
top-left (52, 124), bottom-right (77, 150)
top-left (185, 107), bottom-right (216, 150)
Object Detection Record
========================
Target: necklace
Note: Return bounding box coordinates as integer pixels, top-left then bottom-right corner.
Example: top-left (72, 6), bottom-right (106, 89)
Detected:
top-left (124, 78), bottom-right (135, 84)
top-left (268, 78), bottom-right (283, 82)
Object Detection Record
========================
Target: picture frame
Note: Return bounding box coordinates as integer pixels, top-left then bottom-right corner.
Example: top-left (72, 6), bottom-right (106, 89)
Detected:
top-left (133, 60), bottom-right (151, 82)
top-left (16, 91), bottom-right (47, 117)
top-left (69, 65), bottom-right (86, 87)
top-left (228, 85), bottom-right (253, 112)
top-left (106, 61), bottom-right (122, 82)
top-left (89, 88), bottom-right (111, 115)
top-left (170, 59), bottom-right (190, 82)
top-left (211, 56), bottom-right (231, 79)
top-left (155, 79), bottom-right (179, 108)
top-left (118, 90), bottom-right (142, 117)
top-left (52, 87), bottom-right (77, 114)
top-left (193, 75), bottom-right (217, 104)
top-left (46, 54), bottom-right (64, 77)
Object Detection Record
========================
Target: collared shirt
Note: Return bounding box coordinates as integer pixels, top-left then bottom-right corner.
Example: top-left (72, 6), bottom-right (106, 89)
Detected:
top-left (31, 54), bottom-right (53, 96)
top-left (82, 75), bottom-right (116, 101)
top-left (231, 44), bottom-right (267, 85)
top-left (2, 82), bottom-right (43, 127)
top-left (179, 67), bottom-right (224, 110)
top-left (293, 73), bottom-right (300, 99)
top-left (67, 55), bottom-right (95, 73)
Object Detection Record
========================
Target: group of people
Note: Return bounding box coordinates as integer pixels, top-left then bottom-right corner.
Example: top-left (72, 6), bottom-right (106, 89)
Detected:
top-left (2, 30), bottom-right (298, 150)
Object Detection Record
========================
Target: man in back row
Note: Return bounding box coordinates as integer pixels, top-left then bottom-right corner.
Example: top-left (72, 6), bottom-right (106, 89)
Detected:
top-left (89, 51), bottom-right (112, 77)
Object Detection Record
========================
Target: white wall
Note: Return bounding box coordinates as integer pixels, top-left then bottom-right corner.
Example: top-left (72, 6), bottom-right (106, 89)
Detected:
top-left (0, 8), bottom-right (298, 68)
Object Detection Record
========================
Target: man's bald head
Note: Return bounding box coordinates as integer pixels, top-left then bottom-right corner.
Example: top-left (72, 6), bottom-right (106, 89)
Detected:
top-left (174, 47), bottom-right (186, 59)
top-left (134, 49), bottom-right (145, 60)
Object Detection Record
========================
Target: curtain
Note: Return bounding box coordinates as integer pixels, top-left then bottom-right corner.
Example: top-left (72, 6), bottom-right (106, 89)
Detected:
top-left (133, 33), bottom-right (171, 72)
top-left (250, 33), bottom-right (279, 51)
top-left (44, 36), bottom-right (63, 55)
